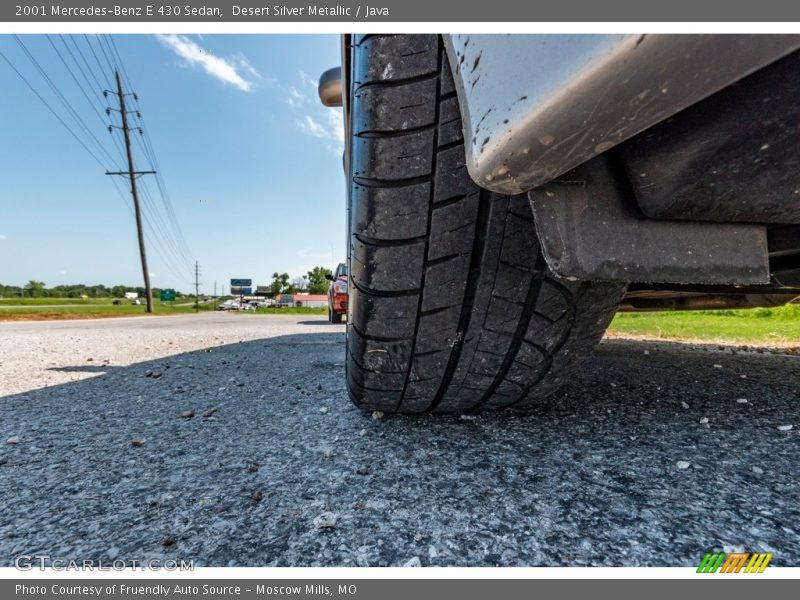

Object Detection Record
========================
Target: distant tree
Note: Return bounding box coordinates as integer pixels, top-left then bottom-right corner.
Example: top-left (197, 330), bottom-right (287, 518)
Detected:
top-left (25, 280), bottom-right (46, 297)
top-left (270, 272), bottom-right (291, 295)
top-left (292, 276), bottom-right (309, 293)
top-left (306, 266), bottom-right (333, 294)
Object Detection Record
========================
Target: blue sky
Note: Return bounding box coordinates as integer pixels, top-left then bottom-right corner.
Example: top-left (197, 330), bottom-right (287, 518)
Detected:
top-left (0, 34), bottom-right (345, 293)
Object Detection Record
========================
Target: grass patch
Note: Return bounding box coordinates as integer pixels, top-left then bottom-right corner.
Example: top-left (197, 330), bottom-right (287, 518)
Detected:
top-left (250, 306), bottom-right (327, 315)
top-left (0, 297), bottom-right (122, 306)
top-left (0, 298), bottom-right (216, 319)
top-left (609, 303), bottom-right (800, 344)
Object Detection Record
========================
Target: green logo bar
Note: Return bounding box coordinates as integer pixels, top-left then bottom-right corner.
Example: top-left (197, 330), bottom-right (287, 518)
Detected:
top-left (697, 553), bottom-right (726, 573)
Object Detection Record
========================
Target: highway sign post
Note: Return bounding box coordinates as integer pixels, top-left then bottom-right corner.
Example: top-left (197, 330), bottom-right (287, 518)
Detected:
top-left (230, 279), bottom-right (252, 305)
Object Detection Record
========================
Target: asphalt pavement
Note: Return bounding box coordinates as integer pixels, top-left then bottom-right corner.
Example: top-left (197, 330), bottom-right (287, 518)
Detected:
top-left (0, 314), bottom-right (798, 567)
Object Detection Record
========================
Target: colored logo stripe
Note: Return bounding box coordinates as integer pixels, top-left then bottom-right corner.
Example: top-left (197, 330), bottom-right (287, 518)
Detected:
top-left (745, 553), bottom-right (773, 573)
top-left (697, 553), bottom-right (725, 573)
top-left (720, 553), bottom-right (749, 573)
top-left (697, 552), bottom-right (773, 573)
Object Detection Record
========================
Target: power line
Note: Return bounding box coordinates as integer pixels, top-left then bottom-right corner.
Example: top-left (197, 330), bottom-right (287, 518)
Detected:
top-left (0, 48), bottom-right (108, 169)
top-left (107, 70), bottom-right (154, 313)
top-left (46, 35), bottom-right (128, 167)
top-left (2, 35), bottom-right (195, 290)
top-left (100, 35), bottom-right (196, 268)
top-left (13, 35), bottom-right (122, 170)
top-left (83, 34), bottom-right (113, 90)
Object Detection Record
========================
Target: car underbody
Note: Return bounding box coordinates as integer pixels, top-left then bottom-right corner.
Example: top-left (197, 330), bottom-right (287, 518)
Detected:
top-left (443, 34), bottom-right (800, 310)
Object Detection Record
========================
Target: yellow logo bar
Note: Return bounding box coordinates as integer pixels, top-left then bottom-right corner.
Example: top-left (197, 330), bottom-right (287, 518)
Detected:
top-left (744, 553), bottom-right (773, 573)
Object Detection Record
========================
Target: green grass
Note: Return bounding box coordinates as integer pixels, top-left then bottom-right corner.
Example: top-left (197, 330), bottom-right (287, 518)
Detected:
top-left (609, 303), bottom-right (800, 344)
top-left (250, 306), bottom-right (327, 315)
top-left (0, 297), bottom-right (215, 319)
top-left (0, 297), bottom-right (122, 306)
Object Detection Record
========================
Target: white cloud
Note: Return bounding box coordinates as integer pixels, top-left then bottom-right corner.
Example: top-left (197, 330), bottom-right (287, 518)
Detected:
top-left (0, 234), bottom-right (6, 240)
top-left (299, 70), bottom-right (318, 89)
top-left (286, 71), bottom-right (344, 154)
top-left (296, 115), bottom-right (327, 139)
top-left (297, 247), bottom-right (333, 261)
top-left (155, 34), bottom-right (258, 92)
top-left (287, 85), bottom-right (307, 108)
top-left (295, 109), bottom-right (344, 146)
top-left (325, 108), bottom-right (344, 145)
top-left (235, 54), bottom-right (262, 81)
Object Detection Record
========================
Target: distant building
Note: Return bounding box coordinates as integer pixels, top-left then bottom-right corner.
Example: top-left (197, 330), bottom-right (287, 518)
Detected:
top-left (277, 293), bottom-right (328, 308)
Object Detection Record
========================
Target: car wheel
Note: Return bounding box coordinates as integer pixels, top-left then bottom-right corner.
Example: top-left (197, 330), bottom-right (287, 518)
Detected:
top-left (329, 305), bottom-right (342, 323)
top-left (346, 34), bottom-right (627, 413)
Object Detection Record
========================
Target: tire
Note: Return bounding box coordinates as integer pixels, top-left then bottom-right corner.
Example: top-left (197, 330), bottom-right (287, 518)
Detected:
top-left (346, 34), bottom-right (626, 414)
top-left (330, 307), bottom-right (343, 324)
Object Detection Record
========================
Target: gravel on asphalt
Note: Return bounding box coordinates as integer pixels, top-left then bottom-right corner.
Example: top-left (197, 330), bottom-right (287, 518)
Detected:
top-left (0, 313), bottom-right (798, 567)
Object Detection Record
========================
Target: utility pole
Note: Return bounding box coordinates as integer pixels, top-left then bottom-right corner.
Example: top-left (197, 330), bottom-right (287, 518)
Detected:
top-left (213, 280), bottom-right (218, 310)
top-left (105, 71), bottom-right (156, 313)
top-left (194, 261), bottom-right (200, 311)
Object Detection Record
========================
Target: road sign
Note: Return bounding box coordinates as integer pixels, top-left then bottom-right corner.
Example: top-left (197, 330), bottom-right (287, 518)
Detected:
top-left (242, 287), bottom-right (253, 295)
top-left (230, 286), bottom-right (243, 295)
top-left (230, 278), bottom-right (252, 286)
top-left (159, 289), bottom-right (176, 302)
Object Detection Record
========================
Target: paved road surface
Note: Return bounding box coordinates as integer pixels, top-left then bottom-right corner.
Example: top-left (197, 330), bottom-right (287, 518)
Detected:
top-left (1, 314), bottom-right (797, 566)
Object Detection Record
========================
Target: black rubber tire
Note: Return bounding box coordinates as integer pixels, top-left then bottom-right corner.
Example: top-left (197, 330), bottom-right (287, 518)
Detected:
top-left (346, 34), bottom-right (626, 414)
top-left (330, 307), bottom-right (343, 324)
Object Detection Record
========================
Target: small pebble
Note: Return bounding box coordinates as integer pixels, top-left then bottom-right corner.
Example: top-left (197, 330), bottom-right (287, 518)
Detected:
top-left (359, 429), bottom-right (367, 437)
top-left (161, 536), bottom-right (176, 547)
top-left (752, 466), bottom-right (764, 475)
top-left (676, 461), bottom-right (691, 470)
top-left (699, 417), bottom-right (709, 424)
top-left (372, 411), bottom-right (384, 420)
top-left (777, 425), bottom-right (793, 432)
top-left (313, 512), bottom-right (337, 530)
top-left (202, 407), bottom-right (218, 418)
top-left (250, 490), bottom-right (263, 502)
top-left (713, 364), bottom-right (723, 369)
top-left (319, 406), bottom-right (329, 414)
top-left (131, 439), bottom-right (144, 447)
top-left (681, 401), bottom-right (689, 409)
top-left (180, 410), bottom-right (194, 419)
top-left (356, 466), bottom-right (370, 476)
top-left (736, 398), bottom-right (748, 404)
top-left (404, 556), bottom-right (422, 567)
top-left (6, 436), bottom-right (20, 445)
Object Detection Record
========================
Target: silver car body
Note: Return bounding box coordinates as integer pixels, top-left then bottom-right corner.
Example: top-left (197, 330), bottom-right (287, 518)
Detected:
top-left (443, 34), bottom-right (800, 194)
